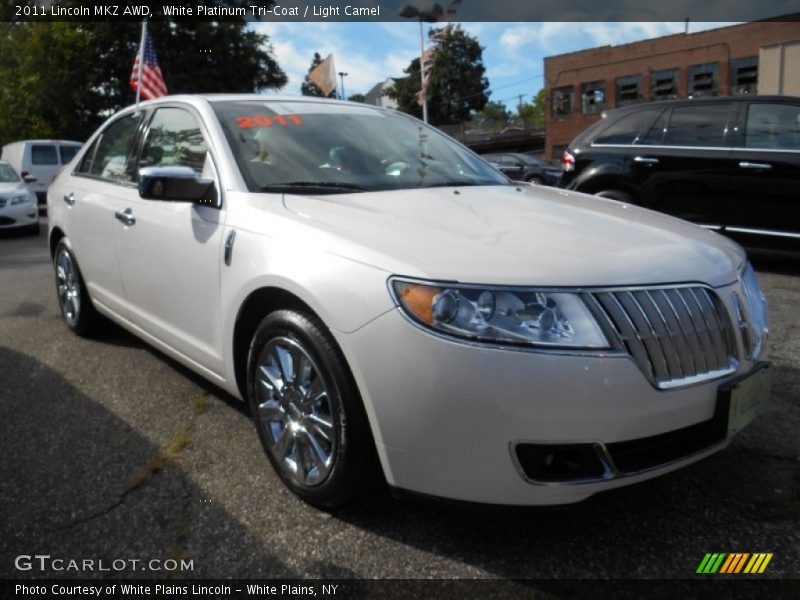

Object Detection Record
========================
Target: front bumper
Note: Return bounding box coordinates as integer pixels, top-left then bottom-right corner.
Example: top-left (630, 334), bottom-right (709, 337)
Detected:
top-left (337, 283), bottom-right (764, 506)
top-left (0, 202), bottom-right (38, 229)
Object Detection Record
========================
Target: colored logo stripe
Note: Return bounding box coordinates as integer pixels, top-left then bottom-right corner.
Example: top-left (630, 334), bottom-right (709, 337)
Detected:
top-left (697, 553), bottom-right (773, 574)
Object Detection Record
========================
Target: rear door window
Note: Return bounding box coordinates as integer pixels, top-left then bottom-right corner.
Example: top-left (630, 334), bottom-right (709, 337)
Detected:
top-left (745, 103), bottom-right (800, 150)
top-left (663, 103), bottom-right (733, 147)
top-left (31, 145), bottom-right (58, 165)
top-left (593, 108), bottom-right (662, 145)
top-left (59, 145), bottom-right (80, 164)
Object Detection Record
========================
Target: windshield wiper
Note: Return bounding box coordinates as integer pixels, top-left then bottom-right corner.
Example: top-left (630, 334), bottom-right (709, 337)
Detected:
top-left (260, 181), bottom-right (372, 194)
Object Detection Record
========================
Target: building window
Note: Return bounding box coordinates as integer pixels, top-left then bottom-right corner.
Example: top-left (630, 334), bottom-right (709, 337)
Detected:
top-left (581, 81), bottom-right (605, 114)
top-left (688, 63), bottom-right (719, 98)
top-left (730, 56), bottom-right (758, 95)
top-left (616, 75), bottom-right (642, 107)
top-left (650, 69), bottom-right (679, 100)
top-left (552, 86), bottom-right (573, 117)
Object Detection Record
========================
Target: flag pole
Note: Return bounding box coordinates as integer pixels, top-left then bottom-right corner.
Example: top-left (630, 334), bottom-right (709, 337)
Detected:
top-left (135, 19), bottom-right (146, 109)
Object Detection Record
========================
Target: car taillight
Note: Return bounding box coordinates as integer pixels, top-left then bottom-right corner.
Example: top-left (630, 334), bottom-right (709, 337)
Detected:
top-left (561, 151), bottom-right (575, 172)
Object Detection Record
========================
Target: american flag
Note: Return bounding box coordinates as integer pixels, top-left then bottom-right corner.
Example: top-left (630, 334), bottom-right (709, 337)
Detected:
top-left (130, 25), bottom-right (167, 100)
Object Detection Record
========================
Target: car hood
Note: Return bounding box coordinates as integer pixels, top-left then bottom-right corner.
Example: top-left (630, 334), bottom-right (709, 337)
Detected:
top-left (282, 184), bottom-right (744, 288)
top-left (0, 182), bottom-right (28, 196)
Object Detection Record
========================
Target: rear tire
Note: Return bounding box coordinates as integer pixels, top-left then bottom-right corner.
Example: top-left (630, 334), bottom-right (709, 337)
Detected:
top-left (247, 309), bottom-right (378, 508)
top-left (53, 240), bottom-right (99, 336)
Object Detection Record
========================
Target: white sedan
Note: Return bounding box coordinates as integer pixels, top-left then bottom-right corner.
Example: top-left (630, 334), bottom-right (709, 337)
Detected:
top-left (48, 95), bottom-right (771, 507)
top-left (0, 160), bottom-right (39, 235)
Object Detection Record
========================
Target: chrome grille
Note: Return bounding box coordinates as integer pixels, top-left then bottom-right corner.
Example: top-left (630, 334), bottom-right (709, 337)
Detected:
top-left (588, 286), bottom-right (737, 389)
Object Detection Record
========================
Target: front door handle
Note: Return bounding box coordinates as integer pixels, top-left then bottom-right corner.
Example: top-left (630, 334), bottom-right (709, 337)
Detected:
top-left (633, 156), bottom-right (659, 165)
top-left (114, 208), bottom-right (136, 226)
top-left (738, 161), bottom-right (772, 170)
top-left (63, 193), bottom-right (75, 206)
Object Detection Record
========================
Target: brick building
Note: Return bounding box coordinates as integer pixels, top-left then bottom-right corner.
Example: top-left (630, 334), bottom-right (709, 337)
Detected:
top-left (543, 19), bottom-right (800, 159)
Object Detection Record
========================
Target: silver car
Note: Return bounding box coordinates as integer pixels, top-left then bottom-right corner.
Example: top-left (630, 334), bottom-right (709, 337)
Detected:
top-left (47, 95), bottom-right (771, 507)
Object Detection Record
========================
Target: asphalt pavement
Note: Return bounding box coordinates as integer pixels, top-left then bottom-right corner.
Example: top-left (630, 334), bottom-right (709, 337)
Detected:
top-left (1, 221), bottom-right (799, 583)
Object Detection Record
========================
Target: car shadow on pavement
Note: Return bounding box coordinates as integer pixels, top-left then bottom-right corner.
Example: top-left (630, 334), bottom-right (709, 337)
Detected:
top-left (0, 346), bottom-right (293, 579)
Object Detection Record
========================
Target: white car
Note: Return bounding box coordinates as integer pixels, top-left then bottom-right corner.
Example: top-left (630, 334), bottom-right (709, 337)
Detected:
top-left (2, 139), bottom-right (82, 214)
top-left (0, 160), bottom-right (39, 234)
top-left (47, 95), bottom-right (771, 508)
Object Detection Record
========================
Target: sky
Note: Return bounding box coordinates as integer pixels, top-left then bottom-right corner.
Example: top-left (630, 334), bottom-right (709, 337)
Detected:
top-left (251, 21), bottom-right (735, 110)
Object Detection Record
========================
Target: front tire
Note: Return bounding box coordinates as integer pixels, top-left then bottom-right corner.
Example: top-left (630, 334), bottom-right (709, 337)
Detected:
top-left (53, 240), bottom-right (99, 336)
top-left (247, 310), bottom-right (377, 508)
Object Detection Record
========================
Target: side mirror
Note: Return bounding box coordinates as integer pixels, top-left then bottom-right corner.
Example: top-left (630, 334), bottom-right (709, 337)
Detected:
top-left (138, 166), bottom-right (218, 207)
top-left (23, 175), bottom-right (37, 183)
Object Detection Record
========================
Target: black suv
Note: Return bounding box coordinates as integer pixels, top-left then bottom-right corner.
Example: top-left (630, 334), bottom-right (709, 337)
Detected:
top-left (560, 96), bottom-right (800, 250)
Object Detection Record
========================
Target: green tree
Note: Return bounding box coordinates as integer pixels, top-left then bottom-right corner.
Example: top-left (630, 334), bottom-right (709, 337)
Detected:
top-left (517, 89), bottom-right (546, 128)
top-left (0, 13), bottom-right (287, 146)
top-left (471, 100), bottom-right (511, 129)
top-left (388, 25), bottom-right (489, 126)
top-left (347, 93), bottom-right (366, 103)
top-left (300, 52), bottom-right (335, 98)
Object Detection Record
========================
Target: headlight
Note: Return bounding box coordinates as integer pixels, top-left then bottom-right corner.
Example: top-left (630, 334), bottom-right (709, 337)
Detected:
top-left (10, 194), bottom-right (33, 205)
top-left (738, 262), bottom-right (769, 359)
top-left (390, 278), bottom-right (609, 349)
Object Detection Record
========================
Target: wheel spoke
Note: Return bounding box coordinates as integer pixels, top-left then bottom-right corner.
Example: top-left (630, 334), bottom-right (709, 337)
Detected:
top-left (292, 441), bottom-right (307, 484)
top-left (303, 430), bottom-right (330, 475)
top-left (307, 414), bottom-right (334, 442)
top-left (273, 427), bottom-right (293, 461)
top-left (304, 376), bottom-right (325, 405)
top-left (258, 364), bottom-right (284, 399)
top-left (273, 344), bottom-right (295, 384)
top-left (257, 399), bottom-right (285, 423)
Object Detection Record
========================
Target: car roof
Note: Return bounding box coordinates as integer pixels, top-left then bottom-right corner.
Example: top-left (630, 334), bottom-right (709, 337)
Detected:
top-left (122, 94), bottom-right (400, 116)
top-left (3, 139), bottom-right (82, 145)
top-left (604, 94), bottom-right (800, 118)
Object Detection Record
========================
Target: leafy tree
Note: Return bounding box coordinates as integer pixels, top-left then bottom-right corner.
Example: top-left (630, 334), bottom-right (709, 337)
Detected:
top-left (388, 25), bottom-right (489, 126)
top-left (517, 89), bottom-right (546, 128)
top-left (347, 93), bottom-right (366, 103)
top-left (471, 100), bottom-right (511, 128)
top-left (300, 52), bottom-right (335, 98)
top-left (0, 10), bottom-right (287, 146)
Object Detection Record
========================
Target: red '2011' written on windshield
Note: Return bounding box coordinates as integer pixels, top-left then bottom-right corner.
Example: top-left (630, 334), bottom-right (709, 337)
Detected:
top-left (236, 114), bottom-right (303, 129)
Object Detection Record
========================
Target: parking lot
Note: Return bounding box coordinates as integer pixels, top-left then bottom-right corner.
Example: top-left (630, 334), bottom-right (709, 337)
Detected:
top-left (0, 221), bottom-right (799, 581)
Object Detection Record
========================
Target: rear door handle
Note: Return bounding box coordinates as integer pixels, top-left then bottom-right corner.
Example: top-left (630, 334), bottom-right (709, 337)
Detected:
top-left (633, 156), bottom-right (659, 165)
top-left (114, 208), bottom-right (136, 226)
top-left (63, 193), bottom-right (75, 206)
top-left (738, 161), bottom-right (772, 170)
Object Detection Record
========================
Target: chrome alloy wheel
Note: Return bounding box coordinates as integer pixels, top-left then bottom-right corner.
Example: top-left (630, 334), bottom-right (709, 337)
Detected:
top-left (255, 336), bottom-right (337, 487)
top-left (56, 248), bottom-right (80, 325)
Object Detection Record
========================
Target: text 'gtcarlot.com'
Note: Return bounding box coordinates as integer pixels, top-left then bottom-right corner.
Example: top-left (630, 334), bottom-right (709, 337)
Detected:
top-left (13, 554), bottom-right (194, 572)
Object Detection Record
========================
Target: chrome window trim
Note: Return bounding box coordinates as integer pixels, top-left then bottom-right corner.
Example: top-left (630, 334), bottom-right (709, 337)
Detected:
top-left (590, 142), bottom-right (800, 154)
top-left (726, 227), bottom-right (800, 240)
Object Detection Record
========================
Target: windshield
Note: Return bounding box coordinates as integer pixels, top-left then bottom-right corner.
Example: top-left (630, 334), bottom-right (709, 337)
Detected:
top-left (213, 100), bottom-right (509, 193)
top-left (0, 164), bottom-right (21, 183)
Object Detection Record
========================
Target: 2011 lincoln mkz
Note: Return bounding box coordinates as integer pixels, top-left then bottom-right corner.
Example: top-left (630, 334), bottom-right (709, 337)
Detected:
top-left (47, 95), bottom-right (771, 507)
